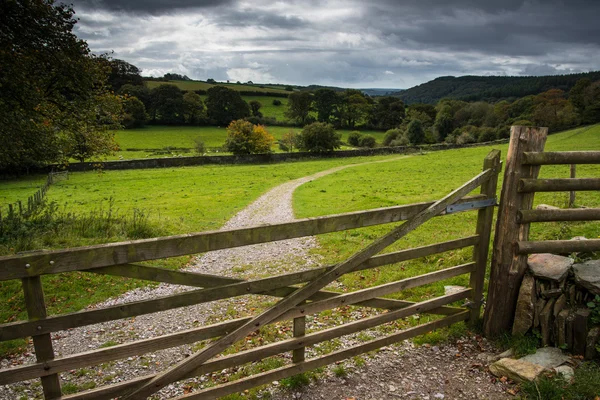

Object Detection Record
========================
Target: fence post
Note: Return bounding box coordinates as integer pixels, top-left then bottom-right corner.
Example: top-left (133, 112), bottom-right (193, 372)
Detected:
top-left (469, 149), bottom-right (501, 324)
top-left (569, 164), bottom-right (576, 208)
top-left (18, 200), bottom-right (23, 216)
top-left (483, 126), bottom-right (548, 337)
top-left (292, 301), bottom-right (306, 363)
top-left (21, 276), bottom-right (62, 398)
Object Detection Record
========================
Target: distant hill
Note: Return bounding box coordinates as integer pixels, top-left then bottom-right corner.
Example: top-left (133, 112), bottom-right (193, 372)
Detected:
top-left (393, 71), bottom-right (600, 104)
top-left (361, 88), bottom-right (404, 97)
top-left (144, 79), bottom-right (292, 96)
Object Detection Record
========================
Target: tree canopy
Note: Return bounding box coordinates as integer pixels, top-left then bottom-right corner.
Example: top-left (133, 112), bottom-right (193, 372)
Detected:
top-left (206, 86), bottom-right (250, 126)
top-left (0, 0), bottom-right (122, 170)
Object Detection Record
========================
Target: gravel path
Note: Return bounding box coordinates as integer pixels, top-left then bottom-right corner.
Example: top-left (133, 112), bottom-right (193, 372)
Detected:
top-left (1, 157), bottom-right (512, 399)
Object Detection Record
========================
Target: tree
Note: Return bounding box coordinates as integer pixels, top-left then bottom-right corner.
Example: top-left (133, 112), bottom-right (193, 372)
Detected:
top-left (337, 90), bottom-right (371, 129)
top-left (313, 88), bottom-right (339, 123)
top-left (249, 100), bottom-right (262, 117)
top-left (206, 78), bottom-right (216, 84)
top-left (182, 92), bottom-right (205, 124)
top-left (285, 92), bottom-right (312, 125)
top-left (224, 120), bottom-right (274, 154)
top-left (206, 86), bottom-right (249, 125)
top-left (370, 96), bottom-right (405, 130)
top-left (149, 84), bottom-right (184, 124)
top-left (407, 119), bottom-right (425, 144)
top-left (102, 58), bottom-right (143, 91)
top-left (279, 131), bottom-right (299, 152)
top-left (0, 0), bottom-right (120, 170)
top-left (122, 96), bottom-right (147, 128)
top-left (297, 122), bottom-right (341, 152)
top-left (434, 107), bottom-right (454, 141)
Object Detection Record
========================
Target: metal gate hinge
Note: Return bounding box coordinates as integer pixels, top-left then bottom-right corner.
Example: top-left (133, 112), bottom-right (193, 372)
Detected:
top-left (446, 198), bottom-right (497, 214)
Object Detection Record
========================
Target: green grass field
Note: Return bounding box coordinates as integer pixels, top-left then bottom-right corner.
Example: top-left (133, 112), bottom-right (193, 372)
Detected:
top-left (0, 125), bottom-right (598, 358)
top-left (112, 125), bottom-right (385, 159)
top-left (145, 80), bottom-right (291, 95)
top-left (292, 124), bottom-right (600, 307)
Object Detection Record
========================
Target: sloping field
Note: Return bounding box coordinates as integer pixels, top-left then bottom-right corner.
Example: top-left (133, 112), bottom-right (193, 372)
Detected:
top-left (145, 79), bottom-right (291, 95)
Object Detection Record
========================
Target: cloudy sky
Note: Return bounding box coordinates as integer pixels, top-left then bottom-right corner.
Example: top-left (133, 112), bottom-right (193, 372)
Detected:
top-left (71, 0), bottom-right (600, 89)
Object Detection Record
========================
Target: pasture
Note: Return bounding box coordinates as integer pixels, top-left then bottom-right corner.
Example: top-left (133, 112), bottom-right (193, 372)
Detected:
top-left (113, 125), bottom-right (385, 159)
top-left (144, 79), bottom-right (291, 95)
top-left (0, 125), bottom-right (598, 357)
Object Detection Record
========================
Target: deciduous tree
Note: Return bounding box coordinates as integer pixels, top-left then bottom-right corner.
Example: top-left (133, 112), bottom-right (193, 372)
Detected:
top-left (297, 122), bottom-right (341, 152)
top-left (225, 120), bottom-right (274, 154)
top-left (206, 86), bottom-right (249, 125)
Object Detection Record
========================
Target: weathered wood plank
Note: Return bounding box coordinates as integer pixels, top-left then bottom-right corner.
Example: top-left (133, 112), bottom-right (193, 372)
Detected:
top-left (21, 277), bottom-right (61, 399)
top-left (569, 164), bottom-right (576, 208)
top-left (518, 178), bottom-right (600, 192)
top-left (484, 126), bottom-right (548, 337)
top-left (0, 238), bottom-right (476, 341)
top-left (517, 208), bottom-right (600, 223)
top-left (522, 151), bottom-right (600, 165)
top-left (470, 150), bottom-right (501, 323)
top-left (0, 196), bottom-right (485, 281)
top-left (124, 167), bottom-right (493, 399)
top-left (516, 239), bottom-right (600, 254)
top-left (60, 304), bottom-right (471, 400)
top-left (173, 312), bottom-right (471, 400)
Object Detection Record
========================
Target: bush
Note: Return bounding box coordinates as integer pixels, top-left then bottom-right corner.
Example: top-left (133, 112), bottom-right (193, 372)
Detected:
top-left (390, 134), bottom-right (409, 147)
top-left (383, 129), bottom-right (402, 146)
top-left (456, 131), bottom-right (477, 145)
top-left (347, 131), bottom-right (362, 146)
top-left (297, 122), bottom-right (341, 152)
top-left (407, 119), bottom-right (425, 145)
top-left (272, 99), bottom-right (282, 106)
top-left (358, 134), bottom-right (376, 148)
top-left (224, 120), bottom-right (275, 155)
top-left (193, 137), bottom-right (206, 154)
top-left (477, 127), bottom-right (497, 143)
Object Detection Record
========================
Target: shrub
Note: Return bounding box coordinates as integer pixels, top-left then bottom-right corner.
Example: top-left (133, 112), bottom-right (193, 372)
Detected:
top-left (358, 134), bottom-right (376, 148)
top-left (477, 127), bottom-right (497, 143)
top-left (407, 119), bottom-right (425, 144)
top-left (193, 137), bottom-right (206, 154)
top-left (456, 131), bottom-right (477, 145)
top-left (272, 99), bottom-right (282, 106)
top-left (383, 128), bottom-right (402, 146)
top-left (347, 131), bottom-right (362, 146)
top-left (224, 120), bottom-right (275, 155)
top-left (279, 131), bottom-right (299, 152)
top-left (390, 135), bottom-right (409, 147)
top-left (297, 122), bottom-right (341, 152)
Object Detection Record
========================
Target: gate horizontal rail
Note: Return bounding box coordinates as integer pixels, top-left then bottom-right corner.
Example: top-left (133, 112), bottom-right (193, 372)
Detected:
top-left (0, 150), bottom-right (501, 399)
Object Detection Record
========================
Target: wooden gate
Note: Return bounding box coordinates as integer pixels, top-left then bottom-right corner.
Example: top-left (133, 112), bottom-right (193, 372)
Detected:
top-left (0, 150), bottom-right (500, 399)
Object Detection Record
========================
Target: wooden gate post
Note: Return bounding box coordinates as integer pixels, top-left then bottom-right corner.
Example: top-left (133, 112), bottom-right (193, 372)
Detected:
top-left (22, 277), bottom-right (62, 399)
top-left (469, 150), bottom-right (501, 324)
top-left (483, 126), bottom-right (548, 337)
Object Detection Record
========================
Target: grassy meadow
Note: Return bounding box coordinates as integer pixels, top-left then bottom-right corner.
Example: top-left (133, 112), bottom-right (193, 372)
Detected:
top-left (0, 125), bottom-right (598, 358)
top-left (292, 124), bottom-right (600, 311)
top-left (144, 79), bottom-right (291, 95)
top-left (112, 125), bottom-right (385, 159)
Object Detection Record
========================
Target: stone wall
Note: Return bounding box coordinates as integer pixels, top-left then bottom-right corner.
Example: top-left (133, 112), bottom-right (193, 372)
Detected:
top-left (512, 250), bottom-right (600, 359)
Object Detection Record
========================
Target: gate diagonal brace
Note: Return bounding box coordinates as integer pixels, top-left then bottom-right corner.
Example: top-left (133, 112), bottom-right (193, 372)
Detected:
top-left (445, 198), bottom-right (497, 214)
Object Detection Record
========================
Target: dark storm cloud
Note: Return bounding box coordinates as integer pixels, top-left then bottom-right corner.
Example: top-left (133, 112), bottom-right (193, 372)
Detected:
top-left (72, 0), bottom-right (233, 14)
top-left (69, 0), bottom-right (600, 88)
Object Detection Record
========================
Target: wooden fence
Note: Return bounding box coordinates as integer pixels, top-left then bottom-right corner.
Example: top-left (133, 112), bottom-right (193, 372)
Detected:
top-left (0, 171), bottom-right (68, 225)
top-left (0, 151), bottom-right (501, 399)
top-left (483, 126), bottom-right (600, 337)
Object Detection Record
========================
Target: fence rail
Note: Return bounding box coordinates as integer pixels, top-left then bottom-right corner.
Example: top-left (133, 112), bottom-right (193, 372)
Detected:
top-left (0, 151), bottom-right (501, 399)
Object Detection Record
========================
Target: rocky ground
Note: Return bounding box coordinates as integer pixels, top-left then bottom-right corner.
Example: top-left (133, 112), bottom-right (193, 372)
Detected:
top-left (0, 158), bottom-right (514, 399)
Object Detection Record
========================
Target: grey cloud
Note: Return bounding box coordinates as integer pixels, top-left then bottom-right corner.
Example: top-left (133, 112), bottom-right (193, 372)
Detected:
top-left (72, 0), bottom-right (233, 14)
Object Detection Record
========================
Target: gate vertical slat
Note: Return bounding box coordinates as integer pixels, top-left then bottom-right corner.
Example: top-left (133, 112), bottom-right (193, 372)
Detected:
top-left (469, 150), bottom-right (501, 324)
top-left (22, 276), bottom-right (62, 399)
top-left (292, 301), bottom-right (306, 363)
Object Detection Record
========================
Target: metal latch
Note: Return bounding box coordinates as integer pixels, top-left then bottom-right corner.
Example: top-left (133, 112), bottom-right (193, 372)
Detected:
top-left (446, 198), bottom-right (497, 214)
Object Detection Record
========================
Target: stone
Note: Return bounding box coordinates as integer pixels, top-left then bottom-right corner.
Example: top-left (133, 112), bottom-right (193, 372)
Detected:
top-left (520, 348), bottom-right (570, 369)
top-left (444, 285), bottom-right (466, 296)
top-left (566, 311), bottom-right (576, 351)
top-left (570, 236), bottom-right (588, 241)
top-left (539, 299), bottom-right (556, 346)
top-left (541, 288), bottom-right (563, 298)
top-left (553, 294), bottom-right (567, 317)
top-left (527, 253), bottom-right (573, 282)
top-left (554, 366), bottom-right (574, 381)
top-left (489, 358), bottom-right (545, 383)
top-left (585, 327), bottom-right (600, 360)
top-left (573, 260), bottom-right (600, 295)
top-left (536, 204), bottom-right (560, 210)
top-left (556, 309), bottom-right (570, 348)
top-left (534, 298), bottom-right (546, 328)
top-left (573, 308), bottom-right (590, 356)
top-left (512, 274), bottom-right (536, 336)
